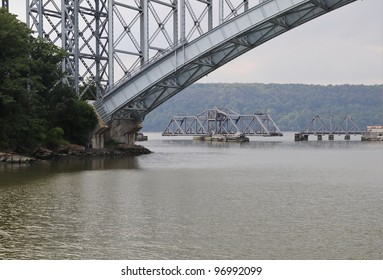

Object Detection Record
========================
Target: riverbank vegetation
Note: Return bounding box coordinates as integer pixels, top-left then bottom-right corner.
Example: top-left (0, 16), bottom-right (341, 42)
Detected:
top-left (0, 9), bottom-right (97, 152)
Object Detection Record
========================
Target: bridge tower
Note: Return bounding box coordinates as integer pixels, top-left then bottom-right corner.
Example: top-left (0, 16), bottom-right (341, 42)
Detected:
top-left (25, 0), bottom-right (241, 146)
top-left (26, 0), bottom-right (223, 98)
top-left (26, 0), bottom-right (262, 99)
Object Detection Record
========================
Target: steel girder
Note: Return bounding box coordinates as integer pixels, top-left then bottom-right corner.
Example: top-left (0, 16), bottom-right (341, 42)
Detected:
top-left (27, 0), bottom-right (110, 97)
top-left (26, 0), bottom-right (220, 98)
top-left (97, 0), bottom-right (357, 123)
top-left (162, 108), bottom-right (283, 136)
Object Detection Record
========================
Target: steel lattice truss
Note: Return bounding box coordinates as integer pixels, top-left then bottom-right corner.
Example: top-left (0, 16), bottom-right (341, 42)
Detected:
top-left (28, 0), bottom-right (110, 97)
top-left (96, 0), bottom-right (357, 123)
top-left (27, 0), bottom-right (357, 123)
top-left (300, 115), bottom-right (362, 135)
top-left (27, 0), bottom-right (257, 98)
top-left (162, 108), bottom-right (283, 136)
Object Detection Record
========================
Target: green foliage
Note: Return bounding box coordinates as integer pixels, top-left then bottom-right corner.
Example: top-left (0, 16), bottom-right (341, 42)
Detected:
top-left (53, 98), bottom-right (97, 145)
top-left (0, 9), bottom-right (97, 151)
top-left (45, 127), bottom-right (68, 149)
top-left (143, 83), bottom-right (383, 132)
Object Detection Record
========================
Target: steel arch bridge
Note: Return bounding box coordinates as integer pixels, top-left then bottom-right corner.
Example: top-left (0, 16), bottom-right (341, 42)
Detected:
top-left (27, 0), bottom-right (356, 125)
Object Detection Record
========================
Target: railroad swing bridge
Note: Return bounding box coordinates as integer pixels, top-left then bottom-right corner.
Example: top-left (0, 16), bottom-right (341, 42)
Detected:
top-left (23, 0), bottom-right (358, 147)
top-left (162, 108), bottom-right (283, 138)
top-left (295, 114), bottom-right (362, 141)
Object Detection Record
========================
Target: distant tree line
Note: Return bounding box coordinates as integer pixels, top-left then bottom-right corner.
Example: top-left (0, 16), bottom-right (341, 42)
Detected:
top-left (143, 83), bottom-right (382, 132)
top-left (0, 9), bottom-right (97, 151)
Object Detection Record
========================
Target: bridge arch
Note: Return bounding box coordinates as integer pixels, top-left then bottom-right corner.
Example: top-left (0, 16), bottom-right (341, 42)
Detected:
top-left (94, 0), bottom-right (357, 123)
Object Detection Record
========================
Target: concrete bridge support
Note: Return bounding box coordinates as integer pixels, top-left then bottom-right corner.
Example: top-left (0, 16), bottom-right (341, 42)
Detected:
top-left (90, 120), bottom-right (142, 149)
top-left (89, 101), bottom-right (141, 149)
top-left (108, 120), bottom-right (142, 146)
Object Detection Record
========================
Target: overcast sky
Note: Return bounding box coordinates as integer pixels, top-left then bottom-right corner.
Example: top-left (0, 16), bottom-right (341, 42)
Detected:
top-left (9, 0), bottom-right (383, 85)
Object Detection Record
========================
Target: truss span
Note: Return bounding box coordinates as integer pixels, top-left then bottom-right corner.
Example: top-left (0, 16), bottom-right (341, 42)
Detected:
top-left (300, 115), bottom-right (362, 135)
top-left (162, 108), bottom-right (283, 137)
top-left (95, 0), bottom-right (357, 123)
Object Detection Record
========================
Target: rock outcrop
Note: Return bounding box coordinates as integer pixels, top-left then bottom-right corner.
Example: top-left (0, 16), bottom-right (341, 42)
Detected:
top-left (1, 144), bottom-right (151, 164)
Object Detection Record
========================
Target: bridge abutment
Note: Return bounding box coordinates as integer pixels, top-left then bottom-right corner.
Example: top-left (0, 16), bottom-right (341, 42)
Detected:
top-left (107, 119), bottom-right (142, 146)
top-left (89, 102), bottom-right (142, 149)
top-left (91, 120), bottom-right (142, 149)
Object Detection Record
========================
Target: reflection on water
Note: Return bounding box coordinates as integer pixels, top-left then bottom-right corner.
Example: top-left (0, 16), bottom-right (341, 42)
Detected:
top-left (1, 133), bottom-right (382, 259)
top-left (0, 157), bottom-right (139, 185)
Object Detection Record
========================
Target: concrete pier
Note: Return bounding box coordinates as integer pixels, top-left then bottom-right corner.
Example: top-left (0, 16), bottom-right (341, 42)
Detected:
top-left (89, 101), bottom-right (142, 149)
top-left (108, 119), bottom-right (142, 146)
top-left (193, 134), bottom-right (249, 142)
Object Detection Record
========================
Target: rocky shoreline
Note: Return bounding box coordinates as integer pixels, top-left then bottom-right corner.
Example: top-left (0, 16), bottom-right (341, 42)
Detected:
top-left (0, 144), bottom-right (152, 164)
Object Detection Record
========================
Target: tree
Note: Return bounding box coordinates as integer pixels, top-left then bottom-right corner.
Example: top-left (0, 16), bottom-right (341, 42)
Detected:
top-left (0, 9), bottom-right (40, 149)
top-left (50, 85), bottom-right (97, 145)
top-left (0, 9), bottom-right (97, 151)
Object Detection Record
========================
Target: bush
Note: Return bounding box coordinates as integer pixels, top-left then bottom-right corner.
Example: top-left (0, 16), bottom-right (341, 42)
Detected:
top-left (45, 127), bottom-right (68, 149)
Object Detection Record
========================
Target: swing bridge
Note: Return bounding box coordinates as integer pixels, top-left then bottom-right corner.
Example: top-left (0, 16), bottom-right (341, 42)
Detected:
top-left (162, 108), bottom-right (283, 137)
top-left (295, 114), bottom-right (363, 141)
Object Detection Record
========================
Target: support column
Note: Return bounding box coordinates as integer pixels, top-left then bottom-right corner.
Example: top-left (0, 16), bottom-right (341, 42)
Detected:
top-left (207, 0), bottom-right (212, 31)
top-left (140, 0), bottom-right (149, 65)
top-left (37, 0), bottom-right (43, 37)
top-left (95, 0), bottom-right (101, 98)
top-left (26, 1), bottom-right (31, 35)
top-left (179, 0), bottom-right (185, 41)
top-left (173, 0), bottom-right (178, 43)
top-left (73, 1), bottom-right (80, 94)
top-left (219, 0), bottom-right (224, 24)
top-left (244, 0), bottom-right (249, 11)
top-left (108, 119), bottom-right (142, 146)
top-left (108, 0), bottom-right (114, 89)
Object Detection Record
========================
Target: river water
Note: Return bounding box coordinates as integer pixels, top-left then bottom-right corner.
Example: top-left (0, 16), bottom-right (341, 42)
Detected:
top-left (0, 133), bottom-right (382, 260)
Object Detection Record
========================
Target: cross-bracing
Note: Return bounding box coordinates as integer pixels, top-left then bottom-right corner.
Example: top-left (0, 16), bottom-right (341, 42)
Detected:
top-left (162, 108), bottom-right (283, 137)
top-left (27, 0), bottom-right (262, 99)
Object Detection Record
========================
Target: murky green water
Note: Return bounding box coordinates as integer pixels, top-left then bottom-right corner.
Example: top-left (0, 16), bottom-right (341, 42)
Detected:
top-left (1, 133), bottom-right (382, 259)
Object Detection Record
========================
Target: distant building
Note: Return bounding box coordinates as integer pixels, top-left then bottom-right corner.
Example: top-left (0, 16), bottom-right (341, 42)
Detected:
top-left (362, 126), bottom-right (383, 141)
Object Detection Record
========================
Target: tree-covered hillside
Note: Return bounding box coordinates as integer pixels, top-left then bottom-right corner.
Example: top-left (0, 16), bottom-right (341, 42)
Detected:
top-left (143, 83), bottom-right (382, 132)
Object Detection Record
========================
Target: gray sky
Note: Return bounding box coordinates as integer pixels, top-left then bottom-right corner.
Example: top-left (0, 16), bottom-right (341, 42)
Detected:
top-left (9, 0), bottom-right (383, 85)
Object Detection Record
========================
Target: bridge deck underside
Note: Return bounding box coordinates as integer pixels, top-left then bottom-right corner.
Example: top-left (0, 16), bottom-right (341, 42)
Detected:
top-left (95, 0), bottom-right (356, 123)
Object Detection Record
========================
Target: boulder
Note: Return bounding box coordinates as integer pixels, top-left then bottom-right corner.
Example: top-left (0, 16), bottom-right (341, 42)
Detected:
top-left (33, 147), bottom-right (54, 159)
top-left (57, 144), bottom-right (85, 156)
